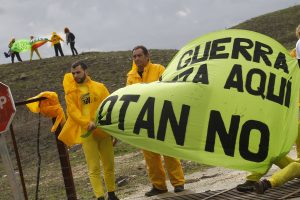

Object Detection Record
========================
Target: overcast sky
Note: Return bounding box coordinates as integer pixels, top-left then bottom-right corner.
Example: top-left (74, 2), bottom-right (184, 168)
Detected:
top-left (0, 0), bottom-right (299, 64)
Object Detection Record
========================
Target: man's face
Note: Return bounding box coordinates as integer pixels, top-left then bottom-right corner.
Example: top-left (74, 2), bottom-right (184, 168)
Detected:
top-left (132, 48), bottom-right (149, 69)
top-left (71, 65), bottom-right (86, 84)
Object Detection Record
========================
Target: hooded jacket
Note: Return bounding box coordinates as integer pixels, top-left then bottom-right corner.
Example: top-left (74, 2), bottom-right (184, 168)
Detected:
top-left (58, 73), bottom-right (109, 146)
top-left (126, 61), bottom-right (165, 85)
top-left (50, 32), bottom-right (64, 46)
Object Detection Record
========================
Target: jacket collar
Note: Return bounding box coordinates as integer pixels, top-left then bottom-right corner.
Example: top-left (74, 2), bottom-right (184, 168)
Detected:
top-left (63, 73), bottom-right (92, 94)
top-left (127, 61), bottom-right (152, 76)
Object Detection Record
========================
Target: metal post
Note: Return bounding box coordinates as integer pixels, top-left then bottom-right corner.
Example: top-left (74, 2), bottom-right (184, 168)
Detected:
top-left (0, 133), bottom-right (25, 200)
top-left (9, 124), bottom-right (28, 200)
top-left (52, 119), bottom-right (77, 200)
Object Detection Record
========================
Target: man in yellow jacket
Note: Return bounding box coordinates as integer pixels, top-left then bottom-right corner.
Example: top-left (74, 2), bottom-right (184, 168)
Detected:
top-left (58, 61), bottom-right (119, 200)
top-left (50, 32), bottom-right (64, 57)
top-left (127, 45), bottom-right (185, 197)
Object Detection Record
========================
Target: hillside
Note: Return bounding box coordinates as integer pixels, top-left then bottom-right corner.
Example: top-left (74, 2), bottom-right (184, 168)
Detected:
top-left (0, 4), bottom-right (299, 200)
top-left (232, 4), bottom-right (300, 49)
top-left (0, 50), bottom-right (177, 104)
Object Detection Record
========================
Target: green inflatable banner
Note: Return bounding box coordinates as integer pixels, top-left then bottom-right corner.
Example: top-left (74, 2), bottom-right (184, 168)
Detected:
top-left (11, 39), bottom-right (31, 53)
top-left (96, 29), bottom-right (300, 174)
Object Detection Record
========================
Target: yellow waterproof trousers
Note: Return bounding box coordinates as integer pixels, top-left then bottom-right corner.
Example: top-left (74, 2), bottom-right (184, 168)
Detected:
top-left (142, 150), bottom-right (185, 190)
top-left (267, 121), bottom-right (300, 187)
top-left (246, 156), bottom-right (296, 181)
top-left (269, 161), bottom-right (300, 187)
top-left (82, 134), bottom-right (115, 198)
top-left (247, 122), bottom-right (300, 182)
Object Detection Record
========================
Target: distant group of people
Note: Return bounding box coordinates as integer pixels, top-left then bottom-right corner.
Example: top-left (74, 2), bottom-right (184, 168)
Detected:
top-left (6, 27), bottom-right (78, 63)
top-left (58, 45), bottom-right (186, 200)
top-left (236, 24), bottom-right (300, 194)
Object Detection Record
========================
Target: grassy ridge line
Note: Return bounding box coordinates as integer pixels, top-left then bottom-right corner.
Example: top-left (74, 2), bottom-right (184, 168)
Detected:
top-left (232, 5), bottom-right (300, 50)
top-left (0, 50), bottom-right (178, 109)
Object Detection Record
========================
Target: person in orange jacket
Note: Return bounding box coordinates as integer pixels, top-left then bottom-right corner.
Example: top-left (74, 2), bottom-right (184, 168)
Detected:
top-left (50, 32), bottom-right (64, 57)
top-left (58, 61), bottom-right (119, 200)
top-left (127, 45), bottom-right (185, 197)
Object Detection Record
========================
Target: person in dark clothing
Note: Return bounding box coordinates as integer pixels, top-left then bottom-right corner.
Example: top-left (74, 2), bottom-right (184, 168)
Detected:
top-left (8, 38), bottom-right (22, 63)
top-left (64, 27), bottom-right (78, 56)
top-left (50, 32), bottom-right (64, 57)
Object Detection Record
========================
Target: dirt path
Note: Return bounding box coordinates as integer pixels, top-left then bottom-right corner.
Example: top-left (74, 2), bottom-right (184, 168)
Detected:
top-left (122, 146), bottom-right (298, 200)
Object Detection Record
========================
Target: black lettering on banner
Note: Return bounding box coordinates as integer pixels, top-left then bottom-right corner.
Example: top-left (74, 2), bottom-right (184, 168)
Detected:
top-left (205, 110), bottom-right (240, 156)
top-left (98, 95), bottom-right (118, 125)
top-left (177, 50), bottom-right (193, 70)
top-left (191, 42), bottom-right (211, 64)
top-left (133, 97), bottom-right (155, 138)
top-left (209, 37), bottom-right (231, 59)
top-left (266, 73), bottom-right (286, 106)
top-left (157, 101), bottom-right (190, 146)
top-left (284, 80), bottom-right (291, 108)
top-left (224, 64), bottom-right (244, 92)
top-left (274, 52), bottom-right (289, 73)
top-left (172, 67), bottom-right (193, 81)
top-left (118, 95), bottom-right (140, 130)
top-left (231, 38), bottom-right (253, 61)
top-left (239, 120), bottom-right (269, 162)
top-left (253, 41), bottom-right (272, 66)
top-left (245, 68), bottom-right (266, 99)
top-left (192, 64), bottom-right (209, 84)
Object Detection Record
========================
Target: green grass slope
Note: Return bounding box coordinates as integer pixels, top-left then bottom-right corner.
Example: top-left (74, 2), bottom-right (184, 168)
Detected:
top-left (232, 4), bottom-right (300, 49)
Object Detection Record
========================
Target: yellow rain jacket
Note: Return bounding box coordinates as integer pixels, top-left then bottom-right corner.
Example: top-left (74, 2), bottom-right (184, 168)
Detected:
top-left (26, 91), bottom-right (65, 132)
top-left (58, 73), bottom-right (109, 146)
top-left (126, 61), bottom-right (165, 85)
top-left (50, 32), bottom-right (64, 46)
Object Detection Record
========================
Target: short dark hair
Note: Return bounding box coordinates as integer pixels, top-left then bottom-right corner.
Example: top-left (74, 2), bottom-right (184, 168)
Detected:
top-left (132, 45), bottom-right (149, 56)
top-left (64, 27), bottom-right (70, 33)
top-left (71, 61), bottom-right (87, 70)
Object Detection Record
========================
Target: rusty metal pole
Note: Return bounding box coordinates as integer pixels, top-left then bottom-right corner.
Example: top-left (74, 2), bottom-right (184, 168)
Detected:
top-left (9, 124), bottom-right (28, 200)
top-left (52, 118), bottom-right (77, 200)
